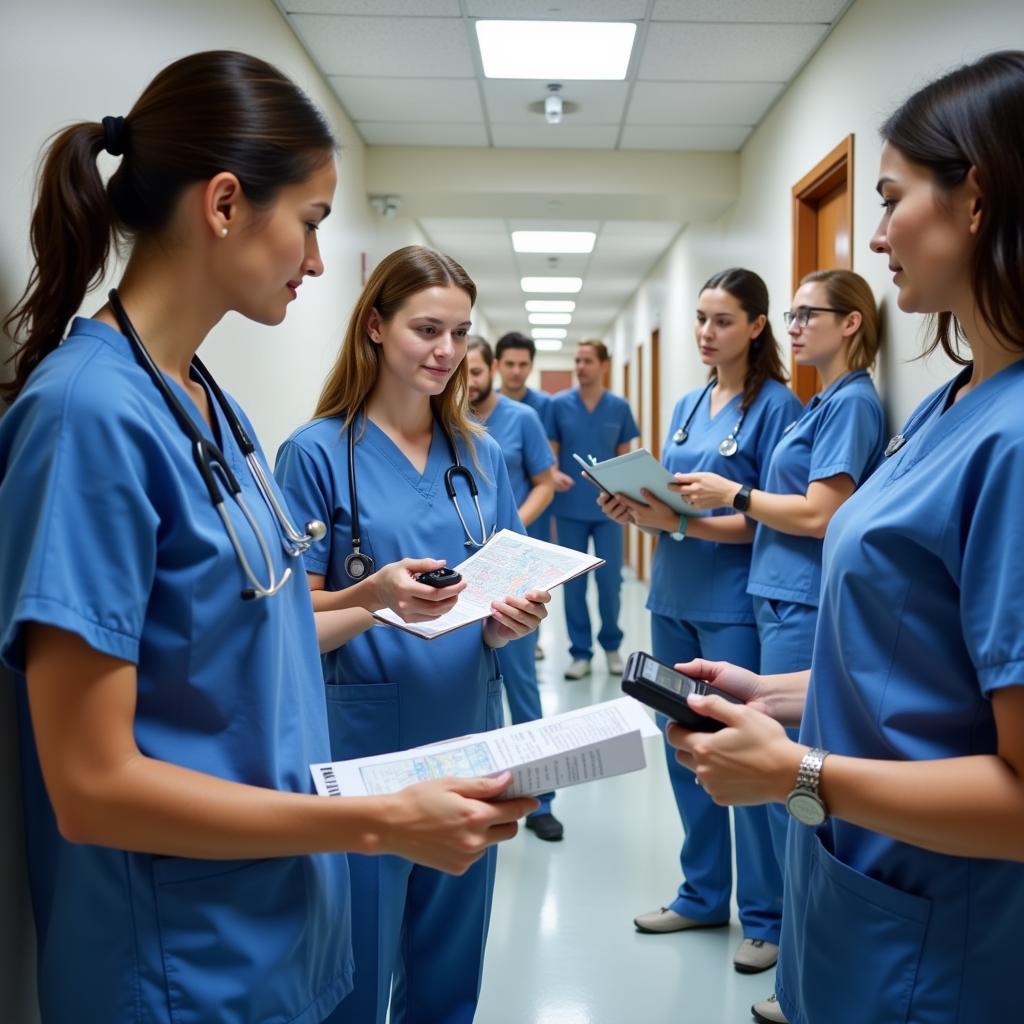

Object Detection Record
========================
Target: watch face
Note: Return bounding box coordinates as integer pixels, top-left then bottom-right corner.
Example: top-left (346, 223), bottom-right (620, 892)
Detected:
top-left (786, 789), bottom-right (826, 826)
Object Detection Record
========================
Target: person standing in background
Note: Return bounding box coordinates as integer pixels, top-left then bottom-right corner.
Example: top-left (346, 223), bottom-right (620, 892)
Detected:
top-left (548, 340), bottom-right (639, 680)
top-left (467, 336), bottom-right (565, 842)
top-left (597, 269), bottom-right (800, 976)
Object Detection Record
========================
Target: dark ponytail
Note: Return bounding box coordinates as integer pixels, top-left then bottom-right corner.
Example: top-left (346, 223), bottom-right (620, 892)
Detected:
top-left (3, 50), bottom-right (336, 401)
top-left (700, 267), bottom-right (788, 412)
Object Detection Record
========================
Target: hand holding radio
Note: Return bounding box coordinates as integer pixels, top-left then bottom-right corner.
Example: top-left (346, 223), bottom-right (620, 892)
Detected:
top-left (373, 558), bottom-right (467, 624)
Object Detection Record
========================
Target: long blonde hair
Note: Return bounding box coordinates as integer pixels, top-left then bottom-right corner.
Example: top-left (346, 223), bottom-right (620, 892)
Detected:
top-left (314, 246), bottom-right (483, 454)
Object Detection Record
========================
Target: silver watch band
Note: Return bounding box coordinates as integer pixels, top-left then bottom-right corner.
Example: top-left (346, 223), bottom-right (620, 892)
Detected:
top-left (796, 747), bottom-right (829, 793)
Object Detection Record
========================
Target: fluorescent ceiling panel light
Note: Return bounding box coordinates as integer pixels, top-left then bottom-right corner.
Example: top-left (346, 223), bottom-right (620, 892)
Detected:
top-left (529, 313), bottom-right (572, 325)
top-left (535, 339), bottom-right (564, 352)
top-left (532, 328), bottom-right (568, 339)
top-left (512, 231), bottom-right (596, 254)
top-left (477, 21), bottom-right (636, 80)
top-left (525, 300), bottom-right (576, 313)
top-left (521, 277), bottom-right (583, 294)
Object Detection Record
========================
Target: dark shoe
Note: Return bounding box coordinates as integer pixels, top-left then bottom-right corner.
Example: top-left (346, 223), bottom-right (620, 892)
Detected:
top-left (525, 811), bottom-right (564, 842)
top-left (751, 994), bottom-right (789, 1023)
top-left (734, 938), bottom-right (779, 974)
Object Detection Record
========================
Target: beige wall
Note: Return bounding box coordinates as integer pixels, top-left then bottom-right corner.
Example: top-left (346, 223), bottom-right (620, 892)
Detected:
top-left (610, 0), bottom-right (1024, 443)
top-left (0, 3), bottom-right (428, 1019)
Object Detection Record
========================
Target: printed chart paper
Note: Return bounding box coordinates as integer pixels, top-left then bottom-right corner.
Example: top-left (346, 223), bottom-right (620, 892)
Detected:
top-left (311, 697), bottom-right (660, 799)
top-left (373, 529), bottom-right (603, 639)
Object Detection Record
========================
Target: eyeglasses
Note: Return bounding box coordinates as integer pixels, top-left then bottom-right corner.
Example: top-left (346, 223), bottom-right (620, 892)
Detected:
top-left (783, 305), bottom-right (849, 329)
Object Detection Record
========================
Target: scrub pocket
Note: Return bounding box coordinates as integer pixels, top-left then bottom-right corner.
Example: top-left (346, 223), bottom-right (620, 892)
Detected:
top-left (781, 836), bottom-right (929, 1024)
top-left (154, 854), bottom-right (352, 1024)
top-left (325, 681), bottom-right (400, 760)
top-left (486, 674), bottom-right (505, 732)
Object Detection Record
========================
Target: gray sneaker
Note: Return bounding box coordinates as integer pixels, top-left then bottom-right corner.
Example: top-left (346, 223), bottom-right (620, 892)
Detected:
top-left (606, 649), bottom-right (624, 674)
top-left (751, 994), bottom-right (788, 1024)
top-left (733, 938), bottom-right (779, 974)
top-left (633, 907), bottom-right (729, 933)
top-left (564, 659), bottom-right (592, 680)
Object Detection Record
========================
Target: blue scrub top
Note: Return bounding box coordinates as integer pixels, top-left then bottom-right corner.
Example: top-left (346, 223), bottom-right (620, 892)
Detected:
top-left (476, 394), bottom-right (555, 509)
top-left (748, 370), bottom-right (886, 607)
top-left (513, 386), bottom-right (552, 422)
top-left (0, 319), bottom-right (352, 1024)
top-left (649, 379), bottom-right (802, 624)
top-left (779, 361), bottom-right (1024, 1023)
top-left (547, 389), bottom-right (640, 521)
top-left (275, 416), bottom-right (522, 753)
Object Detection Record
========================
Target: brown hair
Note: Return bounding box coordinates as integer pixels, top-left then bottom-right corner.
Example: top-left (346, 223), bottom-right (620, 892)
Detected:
top-left (314, 245), bottom-right (483, 453)
top-left (699, 268), bottom-right (788, 412)
top-left (577, 339), bottom-right (610, 363)
top-left (880, 50), bottom-right (1024, 363)
top-left (2, 50), bottom-right (335, 401)
top-left (467, 335), bottom-right (494, 367)
top-left (800, 269), bottom-right (880, 371)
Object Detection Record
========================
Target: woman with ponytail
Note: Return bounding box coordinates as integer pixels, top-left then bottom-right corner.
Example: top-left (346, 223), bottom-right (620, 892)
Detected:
top-left (0, 51), bottom-right (532, 1024)
top-left (598, 268), bottom-right (801, 975)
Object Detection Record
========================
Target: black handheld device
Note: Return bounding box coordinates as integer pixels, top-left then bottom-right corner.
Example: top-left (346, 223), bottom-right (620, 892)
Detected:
top-left (621, 651), bottom-right (742, 732)
top-left (415, 567), bottom-right (463, 589)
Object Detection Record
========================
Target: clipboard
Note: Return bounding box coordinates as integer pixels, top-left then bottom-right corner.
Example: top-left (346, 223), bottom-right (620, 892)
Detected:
top-left (572, 449), bottom-right (699, 517)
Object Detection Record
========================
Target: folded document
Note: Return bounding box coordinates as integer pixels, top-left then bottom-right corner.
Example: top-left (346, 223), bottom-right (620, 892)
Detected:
top-left (310, 697), bottom-right (660, 799)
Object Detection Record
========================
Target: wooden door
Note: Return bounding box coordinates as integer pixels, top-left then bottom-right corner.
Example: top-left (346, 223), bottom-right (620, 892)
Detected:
top-left (636, 345), bottom-right (646, 582)
top-left (623, 360), bottom-right (633, 572)
top-left (791, 135), bottom-right (854, 403)
top-left (539, 369), bottom-right (572, 395)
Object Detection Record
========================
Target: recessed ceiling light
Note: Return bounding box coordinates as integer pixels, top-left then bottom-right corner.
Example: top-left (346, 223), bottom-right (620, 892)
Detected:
top-left (521, 277), bottom-right (583, 294)
top-left (535, 338), bottom-right (564, 352)
top-left (529, 313), bottom-right (572, 325)
top-left (477, 21), bottom-right (637, 80)
top-left (512, 231), bottom-right (596, 254)
top-left (532, 328), bottom-right (568, 339)
top-left (525, 300), bottom-right (576, 313)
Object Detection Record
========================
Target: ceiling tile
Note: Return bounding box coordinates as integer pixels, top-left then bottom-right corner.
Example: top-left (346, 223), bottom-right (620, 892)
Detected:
top-left (329, 77), bottom-right (483, 122)
top-left (419, 218), bottom-right (508, 236)
top-left (289, 15), bottom-right (476, 77)
top-left (482, 80), bottom-right (630, 125)
top-left (514, 253), bottom-right (590, 276)
top-left (627, 81), bottom-right (781, 126)
top-left (651, 0), bottom-right (848, 22)
top-left (619, 123), bottom-right (752, 150)
top-left (466, 0), bottom-right (647, 18)
top-left (491, 123), bottom-right (620, 148)
top-left (637, 21), bottom-right (830, 81)
top-left (285, 0), bottom-right (460, 14)
top-left (356, 121), bottom-right (489, 145)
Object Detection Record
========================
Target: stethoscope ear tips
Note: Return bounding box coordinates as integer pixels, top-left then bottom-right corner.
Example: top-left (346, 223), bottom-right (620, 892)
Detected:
top-left (306, 519), bottom-right (327, 542)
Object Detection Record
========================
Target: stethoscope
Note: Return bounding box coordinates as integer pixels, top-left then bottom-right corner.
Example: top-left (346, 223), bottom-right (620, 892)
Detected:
top-left (109, 290), bottom-right (326, 601)
top-left (672, 379), bottom-right (745, 457)
top-left (344, 414), bottom-right (493, 581)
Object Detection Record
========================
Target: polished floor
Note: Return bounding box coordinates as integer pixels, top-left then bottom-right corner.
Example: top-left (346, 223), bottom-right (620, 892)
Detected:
top-left (475, 574), bottom-right (774, 1024)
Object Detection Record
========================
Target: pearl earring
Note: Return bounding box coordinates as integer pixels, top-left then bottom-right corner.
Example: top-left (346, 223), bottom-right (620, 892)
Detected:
top-left (220, 228), bottom-right (228, 237)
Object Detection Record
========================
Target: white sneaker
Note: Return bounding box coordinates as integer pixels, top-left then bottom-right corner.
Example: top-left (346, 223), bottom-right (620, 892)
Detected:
top-left (564, 659), bottom-right (592, 680)
top-left (606, 650), bottom-right (624, 675)
top-left (751, 994), bottom-right (789, 1024)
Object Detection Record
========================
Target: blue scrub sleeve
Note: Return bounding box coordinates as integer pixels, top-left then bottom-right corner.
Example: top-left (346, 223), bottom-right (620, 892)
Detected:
top-left (756, 391), bottom-right (802, 481)
top-left (959, 440), bottom-right (1024, 695)
top-left (521, 412), bottom-right (556, 478)
top-left (488, 445), bottom-right (525, 536)
top-left (0, 388), bottom-right (158, 671)
top-left (620, 405), bottom-right (640, 446)
top-left (808, 395), bottom-right (882, 486)
top-left (274, 439), bottom-right (334, 576)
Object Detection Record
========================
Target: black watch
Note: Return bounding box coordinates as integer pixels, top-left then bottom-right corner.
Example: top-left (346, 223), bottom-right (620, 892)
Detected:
top-left (732, 485), bottom-right (752, 512)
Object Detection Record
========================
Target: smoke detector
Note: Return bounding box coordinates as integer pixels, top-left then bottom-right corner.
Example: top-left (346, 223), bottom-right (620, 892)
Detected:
top-left (369, 195), bottom-right (401, 219)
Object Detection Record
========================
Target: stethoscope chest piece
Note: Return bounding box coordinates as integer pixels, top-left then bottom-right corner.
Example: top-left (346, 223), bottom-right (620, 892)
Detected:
top-left (885, 434), bottom-right (907, 458)
top-left (718, 435), bottom-right (739, 458)
top-left (345, 550), bottom-right (375, 580)
top-left (672, 427), bottom-right (688, 445)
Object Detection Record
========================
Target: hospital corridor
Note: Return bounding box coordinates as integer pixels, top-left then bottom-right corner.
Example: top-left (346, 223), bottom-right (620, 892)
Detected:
top-left (2, 1), bottom-right (1024, 1023)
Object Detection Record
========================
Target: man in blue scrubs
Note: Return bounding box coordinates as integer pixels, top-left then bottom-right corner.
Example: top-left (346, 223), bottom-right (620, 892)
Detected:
top-left (467, 337), bottom-right (564, 840)
top-left (548, 340), bottom-right (639, 679)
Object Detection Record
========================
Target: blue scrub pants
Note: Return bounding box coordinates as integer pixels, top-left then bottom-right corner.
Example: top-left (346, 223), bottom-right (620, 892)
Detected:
top-left (752, 597), bottom-right (817, 870)
top-left (498, 634), bottom-right (555, 817)
top-left (651, 613), bottom-right (783, 942)
top-left (557, 516), bottom-right (624, 661)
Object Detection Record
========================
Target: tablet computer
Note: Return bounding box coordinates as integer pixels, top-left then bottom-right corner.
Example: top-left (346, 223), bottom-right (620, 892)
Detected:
top-left (572, 449), bottom-right (699, 516)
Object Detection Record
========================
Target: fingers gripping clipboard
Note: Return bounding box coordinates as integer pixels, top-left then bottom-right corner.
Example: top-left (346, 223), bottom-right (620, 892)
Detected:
top-left (572, 449), bottom-right (699, 517)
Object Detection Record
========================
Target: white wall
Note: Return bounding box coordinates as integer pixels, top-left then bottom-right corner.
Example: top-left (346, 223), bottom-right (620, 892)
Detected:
top-left (609, 0), bottom-right (1024, 435)
top-left (0, 3), bottom-right (426, 1019)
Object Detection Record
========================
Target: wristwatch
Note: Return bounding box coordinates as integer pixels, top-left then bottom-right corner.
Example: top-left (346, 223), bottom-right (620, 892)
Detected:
top-left (786, 747), bottom-right (830, 826)
top-left (732, 485), bottom-right (752, 512)
top-left (669, 515), bottom-right (688, 542)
